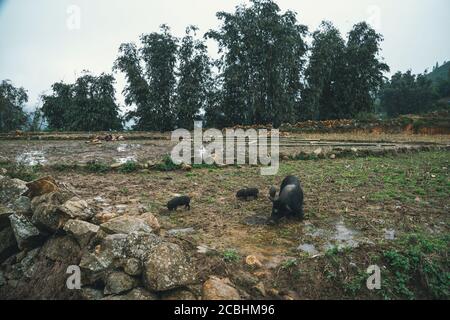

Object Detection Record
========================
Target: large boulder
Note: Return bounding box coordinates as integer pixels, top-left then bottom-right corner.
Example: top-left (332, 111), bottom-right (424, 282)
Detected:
top-left (5, 248), bottom-right (40, 280)
top-left (0, 227), bottom-right (18, 263)
top-left (100, 216), bottom-right (153, 235)
top-left (79, 232), bottom-right (161, 275)
top-left (79, 251), bottom-right (115, 275)
top-left (31, 192), bottom-right (67, 232)
top-left (123, 258), bottom-right (142, 276)
top-left (0, 176), bottom-right (27, 205)
top-left (12, 196), bottom-right (32, 216)
top-left (23, 176), bottom-right (58, 199)
top-left (8, 214), bottom-right (45, 250)
top-left (92, 211), bottom-right (118, 225)
top-left (0, 236), bottom-right (82, 300)
top-left (31, 192), bottom-right (94, 233)
top-left (59, 197), bottom-right (94, 221)
top-left (143, 242), bottom-right (196, 291)
top-left (104, 271), bottom-right (138, 295)
top-left (139, 213), bottom-right (160, 234)
top-left (79, 235), bottom-right (125, 281)
top-left (202, 276), bottom-right (241, 300)
top-left (123, 232), bottom-right (162, 261)
top-left (63, 219), bottom-right (99, 247)
top-left (0, 204), bottom-right (14, 230)
top-left (40, 236), bottom-right (81, 262)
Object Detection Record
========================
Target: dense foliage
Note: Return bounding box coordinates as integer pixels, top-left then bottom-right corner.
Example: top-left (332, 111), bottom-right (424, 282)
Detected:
top-left (206, 0), bottom-right (308, 127)
top-left (175, 26), bottom-right (211, 130)
top-left (114, 25), bottom-right (178, 131)
top-left (41, 72), bottom-right (122, 131)
top-left (0, 80), bottom-right (28, 132)
top-left (303, 21), bottom-right (389, 120)
top-left (302, 21), bottom-right (346, 120)
top-left (435, 67), bottom-right (450, 98)
top-left (380, 71), bottom-right (437, 117)
top-left (5, 0), bottom-right (448, 132)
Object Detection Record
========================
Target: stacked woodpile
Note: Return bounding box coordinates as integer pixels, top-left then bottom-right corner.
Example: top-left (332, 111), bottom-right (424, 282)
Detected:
top-left (281, 112), bottom-right (450, 134)
top-left (86, 134), bottom-right (125, 144)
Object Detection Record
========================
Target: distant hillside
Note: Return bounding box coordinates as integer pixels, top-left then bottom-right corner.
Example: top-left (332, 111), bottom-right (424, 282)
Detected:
top-left (426, 61), bottom-right (450, 83)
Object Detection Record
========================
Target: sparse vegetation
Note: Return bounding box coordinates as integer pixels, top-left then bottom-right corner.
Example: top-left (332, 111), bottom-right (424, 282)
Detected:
top-left (118, 161), bottom-right (139, 173)
top-left (381, 233), bottom-right (449, 300)
top-left (154, 154), bottom-right (181, 171)
top-left (222, 249), bottom-right (241, 263)
top-left (281, 258), bottom-right (298, 270)
top-left (85, 161), bottom-right (110, 173)
top-left (0, 135), bottom-right (448, 300)
top-left (0, 162), bottom-right (40, 181)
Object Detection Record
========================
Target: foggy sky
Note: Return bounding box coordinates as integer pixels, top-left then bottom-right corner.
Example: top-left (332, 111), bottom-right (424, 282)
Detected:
top-left (1, 0), bottom-right (449, 111)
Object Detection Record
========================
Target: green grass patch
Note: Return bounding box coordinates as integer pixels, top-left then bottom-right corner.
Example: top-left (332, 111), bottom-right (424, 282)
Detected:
top-left (85, 161), bottom-right (110, 173)
top-left (222, 249), bottom-right (241, 263)
top-left (154, 154), bottom-right (181, 171)
top-left (119, 161), bottom-right (139, 173)
top-left (380, 233), bottom-right (450, 300)
top-left (0, 163), bottom-right (40, 181)
top-left (281, 258), bottom-right (299, 270)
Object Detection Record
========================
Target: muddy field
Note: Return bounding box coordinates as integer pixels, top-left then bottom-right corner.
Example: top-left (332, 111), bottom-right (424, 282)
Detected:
top-left (1, 132), bottom-right (449, 167)
top-left (0, 133), bottom-right (449, 299)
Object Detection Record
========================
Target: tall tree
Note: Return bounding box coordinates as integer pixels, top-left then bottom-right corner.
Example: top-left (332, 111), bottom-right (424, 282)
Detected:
top-left (207, 0), bottom-right (308, 127)
top-left (115, 25), bottom-right (178, 131)
top-left (304, 21), bottom-right (389, 120)
top-left (175, 26), bottom-right (211, 130)
top-left (41, 82), bottom-right (72, 130)
top-left (41, 72), bottom-right (122, 131)
top-left (342, 22), bottom-right (389, 117)
top-left (0, 80), bottom-right (28, 132)
top-left (303, 21), bottom-right (346, 120)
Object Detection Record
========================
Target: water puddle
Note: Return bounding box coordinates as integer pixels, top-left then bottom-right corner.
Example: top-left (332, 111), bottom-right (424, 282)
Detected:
top-left (297, 243), bottom-right (319, 256)
top-left (16, 150), bottom-right (47, 166)
top-left (324, 220), bottom-right (360, 250)
top-left (117, 144), bottom-right (130, 153)
top-left (305, 224), bottom-right (326, 238)
top-left (117, 143), bottom-right (141, 152)
top-left (115, 155), bottom-right (137, 164)
top-left (116, 144), bottom-right (140, 164)
top-left (302, 219), bottom-right (361, 253)
top-left (333, 220), bottom-right (358, 242)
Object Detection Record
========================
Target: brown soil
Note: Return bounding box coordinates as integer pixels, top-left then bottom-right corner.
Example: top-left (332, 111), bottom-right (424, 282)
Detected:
top-left (31, 150), bottom-right (448, 299)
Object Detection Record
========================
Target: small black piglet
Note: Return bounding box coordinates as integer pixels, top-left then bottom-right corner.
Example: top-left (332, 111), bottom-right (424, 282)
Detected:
top-left (236, 188), bottom-right (259, 200)
top-left (167, 196), bottom-right (191, 211)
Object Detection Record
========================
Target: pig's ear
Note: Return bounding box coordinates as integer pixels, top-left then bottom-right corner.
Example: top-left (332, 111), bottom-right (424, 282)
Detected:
top-left (269, 186), bottom-right (278, 201)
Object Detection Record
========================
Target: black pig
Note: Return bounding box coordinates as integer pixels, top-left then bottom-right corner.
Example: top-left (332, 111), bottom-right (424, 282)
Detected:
top-left (236, 188), bottom-right (259, 200)
top-left (269, 176), bottom-right (304, 222)
top-left (167, 196), bottom-right (191, 211)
